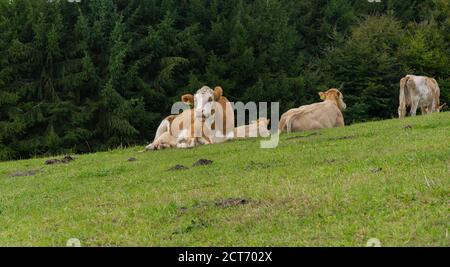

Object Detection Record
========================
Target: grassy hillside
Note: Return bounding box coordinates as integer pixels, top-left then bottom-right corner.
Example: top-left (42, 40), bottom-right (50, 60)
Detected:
top-left (0, 113), bottom-right (449, 247)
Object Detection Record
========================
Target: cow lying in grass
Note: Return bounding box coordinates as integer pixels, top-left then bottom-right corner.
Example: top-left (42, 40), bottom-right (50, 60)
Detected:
top-left (279, 88), bottom-right (346, 133)
top-left (145, 86), bottom-right (235, 150)
top-left (234, 118), bottom-right (270, 139)
top-left (398, 75), bottom-right (444, 118)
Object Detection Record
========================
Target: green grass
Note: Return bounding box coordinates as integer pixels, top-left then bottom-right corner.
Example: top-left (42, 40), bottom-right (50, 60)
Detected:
top-left (0, 113), bottom-right (449, 247)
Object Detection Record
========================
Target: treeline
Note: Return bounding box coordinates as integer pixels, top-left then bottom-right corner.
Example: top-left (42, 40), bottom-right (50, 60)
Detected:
top-left (0, 0), bottom-right (449, 161)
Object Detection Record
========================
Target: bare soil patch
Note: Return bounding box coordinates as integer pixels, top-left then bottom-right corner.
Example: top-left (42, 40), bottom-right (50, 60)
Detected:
top-left (168, 165), bottom-right (189, 171)
top-left (9, 170), bottom-right (38, 177)
top-left (45, 155), bottom-right (75, 165)
top-left (192, 159), bottom-right (213, 167)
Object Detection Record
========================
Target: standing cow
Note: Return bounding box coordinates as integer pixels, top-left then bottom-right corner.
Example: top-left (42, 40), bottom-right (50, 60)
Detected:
top-left (398, 75), bottom-right (443, 118)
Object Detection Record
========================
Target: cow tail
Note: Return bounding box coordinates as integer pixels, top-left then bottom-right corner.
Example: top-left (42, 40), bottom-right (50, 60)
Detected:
top-left (432, 79), bottom-right (441, 110)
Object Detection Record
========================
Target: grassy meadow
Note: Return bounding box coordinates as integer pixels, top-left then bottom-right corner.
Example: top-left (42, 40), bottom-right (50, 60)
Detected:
top-left (0, 112), bottom-right (449, 246)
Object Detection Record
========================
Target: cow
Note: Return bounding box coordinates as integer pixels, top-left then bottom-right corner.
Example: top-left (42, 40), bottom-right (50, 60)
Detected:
top-left (234, 118), bottom-right (270, 139)
top-left (145, 86), bottom-right (235, 150)
top-left (279, 88), bottom-right (346, 133)
top-left (398, 75), bottom-right (443, 118)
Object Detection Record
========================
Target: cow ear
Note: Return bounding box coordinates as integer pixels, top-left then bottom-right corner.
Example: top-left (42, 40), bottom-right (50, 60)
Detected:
top-left (181, 94), bottom-right (194, 105)
top-left (214, 86), bottom-right (223, 101)
top-left (319, 92), bottom-right (326, 100)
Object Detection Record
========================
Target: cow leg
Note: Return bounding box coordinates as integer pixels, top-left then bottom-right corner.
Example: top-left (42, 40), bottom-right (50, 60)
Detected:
top-left (145, 132), bottom-right (176, 151)
top-left (420, 107), bottom-right (427, 115)
top-left (429, 101), bottom-right (437, 113)
top-left (398, 107), bottom-right (407, 118)
top-left (177, 138), bottom-right (196, 148)
top-left (425, 104), bottom-right (434, 114)
top-left (145, 137), bottom-right (164, 150)
top-left (409, 101), bottom-right (419, 116)
top-left (144, 142), bottom-right (156, 151)
top-left (176, 129), bottom-right (196, 149)
top-left (335, 115), bottom-right (345, 127)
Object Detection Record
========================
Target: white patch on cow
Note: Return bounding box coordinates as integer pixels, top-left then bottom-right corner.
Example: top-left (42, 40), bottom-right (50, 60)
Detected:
top-left (225, 131), bottom-right (235, 140)
top-left (177, 142), bottom-right (188, 149)
top-left (176, 129), bottom-right (189, 148)
top-left (194, 86), bottom-right (215, 119)
top-left (408, 75), bottom-right (431, 106)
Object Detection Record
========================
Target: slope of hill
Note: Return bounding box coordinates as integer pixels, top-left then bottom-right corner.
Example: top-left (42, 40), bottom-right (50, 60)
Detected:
top-left (0, 113), bottom-right (449, 246)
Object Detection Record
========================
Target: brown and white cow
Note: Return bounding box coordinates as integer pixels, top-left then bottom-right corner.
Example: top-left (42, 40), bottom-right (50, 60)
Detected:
top-left (145, 86), bottom-right (235, 150)
top-left (398, 75), bottom-right (443, 118)
top-left (279, 88), bottom-right (346, 133)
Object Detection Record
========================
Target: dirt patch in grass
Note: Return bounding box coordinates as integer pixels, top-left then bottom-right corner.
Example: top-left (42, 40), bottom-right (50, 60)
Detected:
top-left (45, 159), bottom-right (61, 165)
top-left (128, 157), bottom-right (138, 162)
top-left (370, 167), bottom-right (383, 173)
top-left (178, 207), bottom-right (189, 213)
top-left (168, 165), bottom-right (189, 171)
top-left (326, 135), bottom-right (357, 141)
top-left (168, 159), bottom-right (213, 171)
top-left (286, 132), bottom-right (321, 140)
top-left (173, 219), bottom-right (210, 235)
top-left (179, 198), bottom-right (252, 213)
top-left (245, 160), bottom-right (281, 171)
top-left (215, 198), bottom-right (250, 208)
top-left (62, 156), bottom-right (75, 163)
top-left (9, 170), bottom-right (39, 177)
top-left (45, 155), bottom-right (75, 165)
top-left (192, 159), bottom-right (213, 167)
top-left (178, 201), bottom-right (209, 212)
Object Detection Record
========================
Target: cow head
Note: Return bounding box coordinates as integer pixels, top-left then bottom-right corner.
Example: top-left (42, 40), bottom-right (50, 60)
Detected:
top-left (182, 86), bottom-right (223, 121)
top-left (319, 88), bottom-right (347, 111)
top-left (438, 103), bottom-right (447, 112)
